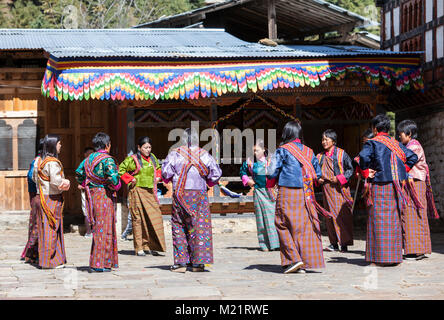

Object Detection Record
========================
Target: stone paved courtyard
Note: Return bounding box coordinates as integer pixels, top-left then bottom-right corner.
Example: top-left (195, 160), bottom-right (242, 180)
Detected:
top-left (1, 217), bottom-right (444, 300)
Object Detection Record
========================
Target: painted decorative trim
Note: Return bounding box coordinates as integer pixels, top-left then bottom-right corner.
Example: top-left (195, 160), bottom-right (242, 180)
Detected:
top-left (41, 55), bottom-right (424, 101)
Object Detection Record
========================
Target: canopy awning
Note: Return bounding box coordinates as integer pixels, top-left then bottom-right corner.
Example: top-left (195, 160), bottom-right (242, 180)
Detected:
top-left (41, 54), bottom-right (424, 101)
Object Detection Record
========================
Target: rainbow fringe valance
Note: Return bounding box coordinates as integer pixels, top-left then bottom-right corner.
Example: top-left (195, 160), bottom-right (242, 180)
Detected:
top-left (41, 55), bottom-right (424, 101)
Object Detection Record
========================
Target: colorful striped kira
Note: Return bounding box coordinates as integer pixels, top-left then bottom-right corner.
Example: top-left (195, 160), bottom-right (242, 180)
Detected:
top-left (41, 55), bottom-right (424, 101)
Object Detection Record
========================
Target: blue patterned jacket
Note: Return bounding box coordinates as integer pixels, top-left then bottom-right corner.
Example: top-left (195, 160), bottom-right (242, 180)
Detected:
top-left (359, 133), bottom-right (418, 183)
top-left (267, 140), bottom-right (322, 188)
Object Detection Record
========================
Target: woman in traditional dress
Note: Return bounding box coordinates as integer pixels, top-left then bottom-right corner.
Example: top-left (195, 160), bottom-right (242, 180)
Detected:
top-left (162, 128), bottom-right (222, 273)
top-left (317, 129), bottom-right (354, 253)
top-left (33, 134), bottom-right (70, 269)
top-left (397, 119), bottom-right (438, 261)
top-left (119, 136), bottom-right (166, 256)
top-left (267, 121), bottom-right (333, 274)
top-left (21, 139), bottom-right (43, 264)
top-left (359, 114), bottom-right (418, 266)
top-left (240, 139), bottom-right (279, 252)
top-left (76, 132), bottom-right (121, 273)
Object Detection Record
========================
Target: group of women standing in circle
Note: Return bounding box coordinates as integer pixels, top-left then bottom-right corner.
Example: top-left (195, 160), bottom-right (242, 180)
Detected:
top-left (21, 114), bottom-right (437, 274)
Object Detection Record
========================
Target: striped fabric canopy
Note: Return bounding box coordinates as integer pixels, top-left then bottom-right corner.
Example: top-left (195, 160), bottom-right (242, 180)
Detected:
top-left (41, 55), bottom-right (424, 101)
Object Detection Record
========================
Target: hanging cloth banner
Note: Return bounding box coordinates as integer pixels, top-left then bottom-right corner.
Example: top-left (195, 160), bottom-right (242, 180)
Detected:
top-left (41, 55), bottom-right (424, 101)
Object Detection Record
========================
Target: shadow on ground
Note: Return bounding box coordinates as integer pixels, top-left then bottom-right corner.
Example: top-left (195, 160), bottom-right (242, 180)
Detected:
top-left (243, 264), bottom-right (283, 274)
top-left (327, 256), bottom-right (370, 267)
top-left (225, 246), bottom-right (262, 251)
top-left (144, 265), bottom-right (173, 271)
top-left (118, 250), bottom-right (136, 256)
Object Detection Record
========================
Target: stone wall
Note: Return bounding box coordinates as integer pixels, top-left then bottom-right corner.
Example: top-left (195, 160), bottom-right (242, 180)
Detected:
top-left (413, 109), bottom-right (444, 218)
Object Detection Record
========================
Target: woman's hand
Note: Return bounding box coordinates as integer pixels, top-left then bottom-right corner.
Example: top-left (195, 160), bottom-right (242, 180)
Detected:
top-left (318, 178), bottom-right (325, 185)
top-left (330, 176), bottom-right (338, 184)
top-left (368, 169), bottom-right (376, 179)
top-left (130, 177), bottom-right (137, 188)
top-left (58, 179), bottom-right (71, 191)
top-left (247, 179), bottom-right (255, 187)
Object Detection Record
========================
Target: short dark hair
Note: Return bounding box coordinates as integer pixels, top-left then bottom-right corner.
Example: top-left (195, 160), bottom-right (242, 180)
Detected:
top-left (362, 128), bottom-right (375, 139)
top-left (37, 138), bottom-right (44, 157)
top-left (322, 129), bottom-right (337, 144)
top-left (42, 134), bottom-right (60, 160)
top-left (397, 119), bottom-right (418, 139)
top-left (371, 114), bottom-right (391, 133)
top-left (92, 132), bottom-right (111, 151)
top-left (84, 146), bottom-right (94, 153)
top-left (281, 121), bottom-right (303, 145)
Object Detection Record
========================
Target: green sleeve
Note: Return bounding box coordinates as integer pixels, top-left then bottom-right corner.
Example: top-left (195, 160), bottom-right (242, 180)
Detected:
top-left (239, 161), bottom-right (249, 179)
top-left (119, 156), bottom-right (136, 177)
top-left (75, 159), bottom-right (87, 184)
top-left (104, 157), bottom-right (120, 186)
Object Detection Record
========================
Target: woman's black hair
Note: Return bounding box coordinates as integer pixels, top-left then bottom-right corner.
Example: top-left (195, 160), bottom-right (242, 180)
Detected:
top-left (370, 114), bottom-right (391, 133)
top-left (362, 128), bottom-right (375, 139)
top-left (37, 138), bottom-right (44, 157)
top-left (182, 128), bottom-right (199, 147)
top-left (92, 132), bottom-right (111, 151)
top-left (42, 134), bottom-right (60, 160)
top-left (254, 138), bottom-right (268, 160)
top-left (397, 119), bottom-right (418, 139)
top-left (322, 129), bottom-right (337, 144)
top-left (136, 136), bottom-right (152, 168)
top-left (280, 121), bottom-right (303, 145)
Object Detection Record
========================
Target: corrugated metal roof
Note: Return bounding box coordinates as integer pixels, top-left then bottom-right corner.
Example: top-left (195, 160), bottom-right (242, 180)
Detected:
top-left (0, 28), bottom-right (418, 59)
top-left (282, 45), bottom-right (423, 56)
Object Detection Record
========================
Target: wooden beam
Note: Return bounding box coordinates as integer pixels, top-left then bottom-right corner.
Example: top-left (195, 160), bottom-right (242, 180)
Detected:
top-left (267, 0), bottom-right (277, 40)
top-left (0, 68), bottom-right (46, 73)
top-left (135, 121), bottom-right (212, 128)
top-left (0, 80), bottom-right (43, 87)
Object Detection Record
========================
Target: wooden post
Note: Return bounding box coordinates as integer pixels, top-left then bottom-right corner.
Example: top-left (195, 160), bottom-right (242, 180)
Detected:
top-left (267, 0), bottom-right (277, 40)
top-left (210, 100), bottom-right (221, 196)
top-left (293, 97), bottom-right (302, 119)
top-left (43, 97), bottom-right (48, 136)
top-left (126, 106), bottom-right (135, 155)
top-left (73, 100), bottom-right (81, 166)
top-left (11, 122), bottom-right (18, 171)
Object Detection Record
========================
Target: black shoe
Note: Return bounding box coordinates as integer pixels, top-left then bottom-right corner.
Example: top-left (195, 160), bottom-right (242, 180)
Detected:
top-left (170, 264), bottom-right (187, 273)
top-left (191, 264), bottom-right (205, 272)
top-left (340, 245), bottom-right (348, 252)
top-left (415, 254), bottom-right (426, 260)
top-left (404, 254), bottom-right (418, 261)
top-left (325, 244), bottom-right (339, 252)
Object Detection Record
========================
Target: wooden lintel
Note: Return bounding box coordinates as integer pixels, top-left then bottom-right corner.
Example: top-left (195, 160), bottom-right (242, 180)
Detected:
top-left (0, 68), bottom-right (46, 73)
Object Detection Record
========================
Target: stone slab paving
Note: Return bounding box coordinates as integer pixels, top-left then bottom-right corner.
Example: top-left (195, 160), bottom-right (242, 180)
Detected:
top-left (0, 224), bottom-right (444, 300)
